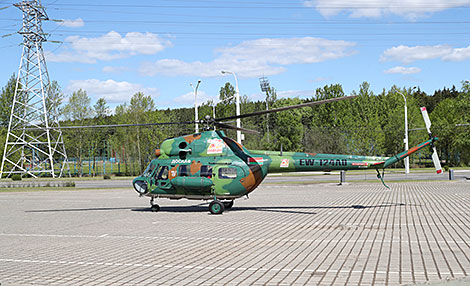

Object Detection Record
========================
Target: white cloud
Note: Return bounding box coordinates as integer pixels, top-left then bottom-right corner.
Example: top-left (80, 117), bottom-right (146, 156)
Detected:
top-left (384, 66), bottom-right (422, 74)
top-left (47, 31), bottom-right (171, 63)
top-left (140, 37), bottom-right (356, 78)
top-left (381, 44), bottom-right (470, 64)
top-left (304, 0), bottom-right (470, 19)
top-left (314, 77), bottom-right (329, 82)
top-left (102, 66), bottom-right (129, 74)
top-left (442, 46), bottom-right (470, 61)
top-left (60, 18), bottom-right (84, 28)
top-left (277, 90), bottom-right (317, 98)
top-left (66, 79), bottom-right (158, 103)
top-left (173, 91), bottom-right (218, 106)
top-left (141, 58), bottom-right (285, 79)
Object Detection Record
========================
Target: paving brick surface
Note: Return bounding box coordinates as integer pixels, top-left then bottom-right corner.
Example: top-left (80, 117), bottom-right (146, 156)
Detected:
top-left (0, 181), bottom-right (469, 285)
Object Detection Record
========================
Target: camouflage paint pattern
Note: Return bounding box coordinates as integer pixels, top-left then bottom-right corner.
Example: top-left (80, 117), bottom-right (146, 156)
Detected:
top-left (132, 131), bottom-right (438, 200)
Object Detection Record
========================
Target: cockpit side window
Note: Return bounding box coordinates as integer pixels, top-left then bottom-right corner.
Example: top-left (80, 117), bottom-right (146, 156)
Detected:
top-left (156, 166), bottom-right (169, 180)
top-left (178, 165), bottom-right (189, 177)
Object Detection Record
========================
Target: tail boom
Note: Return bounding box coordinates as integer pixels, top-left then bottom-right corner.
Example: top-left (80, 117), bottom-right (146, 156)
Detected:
top-left (249, 137), bottom-right (438, 174)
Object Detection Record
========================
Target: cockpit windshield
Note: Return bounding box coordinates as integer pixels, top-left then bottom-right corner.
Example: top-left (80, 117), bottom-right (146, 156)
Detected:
top-left (143, 163), bottom-right (157, 177)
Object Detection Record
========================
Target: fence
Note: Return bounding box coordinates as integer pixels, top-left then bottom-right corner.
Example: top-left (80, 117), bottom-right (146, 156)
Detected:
top-left (66, 156), bottom-right (147, 177)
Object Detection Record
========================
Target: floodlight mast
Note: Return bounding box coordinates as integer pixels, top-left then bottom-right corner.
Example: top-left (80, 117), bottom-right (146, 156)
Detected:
top-left (259, 76), bottom-right (270, 143)
top-left (0, 0), bottom-right (70, 178)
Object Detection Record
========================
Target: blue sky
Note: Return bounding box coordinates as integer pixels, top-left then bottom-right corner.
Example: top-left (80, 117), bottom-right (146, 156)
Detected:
top-left (1, 0), bottom-right (470, 110)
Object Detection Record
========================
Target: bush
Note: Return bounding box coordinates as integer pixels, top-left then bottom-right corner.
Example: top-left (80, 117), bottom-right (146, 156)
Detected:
top-left (11, 174), bottom-right (22, 181)
top-left (103, 174), bottom-right (111, 180)
top-left (64, 181), bottom-right (75, 188)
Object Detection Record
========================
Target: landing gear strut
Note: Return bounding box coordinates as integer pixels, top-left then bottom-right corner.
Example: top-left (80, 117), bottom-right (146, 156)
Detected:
top-left (150, 197), bottom-right (160, 212)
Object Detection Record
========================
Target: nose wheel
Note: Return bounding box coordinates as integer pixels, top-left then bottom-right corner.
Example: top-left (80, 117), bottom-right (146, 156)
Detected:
top-left (150, 197), bottom-right (160, 212)
top-left (151, 204), bottom-right (160, 212)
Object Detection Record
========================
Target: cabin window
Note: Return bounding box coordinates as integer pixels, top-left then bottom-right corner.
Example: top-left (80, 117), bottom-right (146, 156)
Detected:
top-left (200, 165), bottom-right (212, 178)
top-left (178, 165), bottom-right (189, 177)
top-left (156, 166), bottom-right (169, 180)
top-left (218, 167), bottom-right (237, 179)
top-left (143, 163), bottom-right (156, 177)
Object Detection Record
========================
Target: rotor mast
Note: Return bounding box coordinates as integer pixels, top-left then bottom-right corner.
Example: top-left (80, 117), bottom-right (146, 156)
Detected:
top-left (0, 0), bottom-right (69, 178)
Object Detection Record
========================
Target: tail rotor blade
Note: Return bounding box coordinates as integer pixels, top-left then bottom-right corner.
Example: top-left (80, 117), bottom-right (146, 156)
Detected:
top-left (431, 146), bottom-right (443, 174)
top-left (421, 106), bottom-right (443, 174)
top-left (420, 107), bottom-right (432, 134)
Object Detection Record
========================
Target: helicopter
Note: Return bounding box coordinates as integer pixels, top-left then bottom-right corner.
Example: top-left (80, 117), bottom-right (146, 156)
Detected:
top-left (126, 97), bottom-right (443, 214)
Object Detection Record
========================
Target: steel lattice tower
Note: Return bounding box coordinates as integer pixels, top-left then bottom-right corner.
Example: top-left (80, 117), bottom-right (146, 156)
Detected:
top-left (0, 0), bottom-right (69, 178)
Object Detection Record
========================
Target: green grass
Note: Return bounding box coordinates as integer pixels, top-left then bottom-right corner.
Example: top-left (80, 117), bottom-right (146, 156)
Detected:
top-left (1, 176), bottom-right (134, 182)
top-left (0, 187), bottom-right (76, 193)
top-left (0, 186), bottom-right (130, 193)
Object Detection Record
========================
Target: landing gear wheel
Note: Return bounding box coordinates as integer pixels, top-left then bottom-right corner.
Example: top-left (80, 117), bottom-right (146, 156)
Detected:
top-left (209, 200), bottom-right (225, 215)
top-left (151, 204), bottom-right (160, 212)
top-left (223, 200), bottom-right (234, 209)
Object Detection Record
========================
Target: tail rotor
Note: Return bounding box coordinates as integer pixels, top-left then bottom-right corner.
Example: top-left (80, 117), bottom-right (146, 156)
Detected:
top-left (420, 107), bottom-right (443, 174)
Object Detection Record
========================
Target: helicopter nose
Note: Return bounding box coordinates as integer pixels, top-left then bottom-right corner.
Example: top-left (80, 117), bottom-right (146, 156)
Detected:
top-left (133, 179), bottom-right (148, 195)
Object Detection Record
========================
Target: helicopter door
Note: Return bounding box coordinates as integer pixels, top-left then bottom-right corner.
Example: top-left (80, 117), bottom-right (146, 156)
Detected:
top-left (213, 165), bottom-right (246, 196)
top-left (155, 165), bottom-right (171, 189)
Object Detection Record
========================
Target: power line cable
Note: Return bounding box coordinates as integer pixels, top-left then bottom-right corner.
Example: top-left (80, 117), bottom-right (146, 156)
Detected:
top-left (44, 2), bottom-right (470, 9)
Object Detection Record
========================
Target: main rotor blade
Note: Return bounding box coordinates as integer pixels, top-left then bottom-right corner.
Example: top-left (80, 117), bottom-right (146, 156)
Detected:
top-left (215, 122), bottom-right (260, 134)
top-left (24, 121), bottom-right (196, 130)
top-left (215, 95), bottom-right (357, 122)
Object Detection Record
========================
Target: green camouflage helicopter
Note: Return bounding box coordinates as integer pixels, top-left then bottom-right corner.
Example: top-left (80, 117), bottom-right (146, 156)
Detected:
top-left (127, 97), bottom-right (442, 214)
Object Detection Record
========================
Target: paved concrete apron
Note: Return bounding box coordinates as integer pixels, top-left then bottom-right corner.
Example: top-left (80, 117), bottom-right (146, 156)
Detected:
top-left (0, 181), bottom-right (469, 285)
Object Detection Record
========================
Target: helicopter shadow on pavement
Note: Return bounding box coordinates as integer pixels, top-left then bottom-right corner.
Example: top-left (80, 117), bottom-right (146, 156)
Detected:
top-left (26, 207), bottom-right (142, 213)
top-left (26, 202), bottom-right (406, 215)
top-left (131, 202), bottom-right (406, 215)
top-left (229, 202), bottom-right (405, 215)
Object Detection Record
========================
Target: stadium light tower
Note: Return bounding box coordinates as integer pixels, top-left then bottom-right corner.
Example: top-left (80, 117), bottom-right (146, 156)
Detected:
top-left (259, 76), bottom-right (270, 143)
top-left (1, 0), bottom-right (69, 178)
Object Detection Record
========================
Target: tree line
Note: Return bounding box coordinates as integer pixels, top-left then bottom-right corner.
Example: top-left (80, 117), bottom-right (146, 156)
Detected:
top-left (1, 74), bottom-right (469, 176)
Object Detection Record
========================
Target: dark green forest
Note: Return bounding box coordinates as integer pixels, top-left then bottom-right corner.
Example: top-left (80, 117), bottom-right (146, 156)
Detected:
top-left (1, 74), bottom-right (469, 176)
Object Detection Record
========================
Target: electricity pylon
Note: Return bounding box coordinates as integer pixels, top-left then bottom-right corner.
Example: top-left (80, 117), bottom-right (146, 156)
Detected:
top-left (0, 0), bottom-right (69, 178)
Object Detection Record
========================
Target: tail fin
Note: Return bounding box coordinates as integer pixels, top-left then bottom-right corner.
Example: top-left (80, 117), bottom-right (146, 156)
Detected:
top-left (383, 137), bottom-right (436, 168)
top-left (376, 107), bottom-right (442, 188)
top-left (420, 107), bottom-right (443, 174)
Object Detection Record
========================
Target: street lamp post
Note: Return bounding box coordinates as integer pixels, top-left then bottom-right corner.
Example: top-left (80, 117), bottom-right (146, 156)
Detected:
top-left (190, 80), bottom-right (201, 133)
top-left (221, 70), bottom-right (242, 144)
top-left (398, 87), bottom-right (416, 175)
